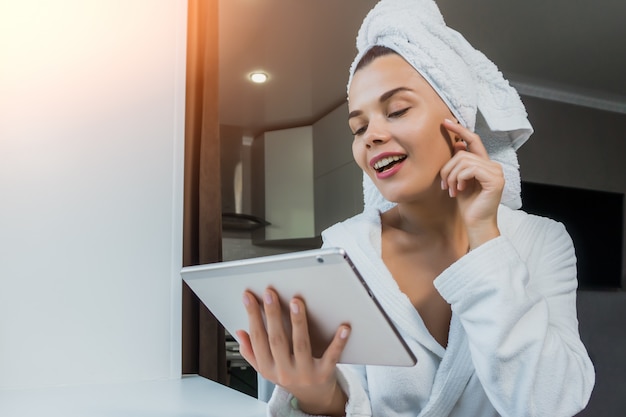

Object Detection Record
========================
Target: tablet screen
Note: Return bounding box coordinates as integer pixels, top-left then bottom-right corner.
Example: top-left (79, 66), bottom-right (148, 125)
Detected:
top-left (182, 247), bottom-right (416, 366)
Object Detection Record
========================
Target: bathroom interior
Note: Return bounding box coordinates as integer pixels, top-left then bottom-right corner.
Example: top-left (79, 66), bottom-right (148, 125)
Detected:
top-left (217, 0), bottom-right (626, 414)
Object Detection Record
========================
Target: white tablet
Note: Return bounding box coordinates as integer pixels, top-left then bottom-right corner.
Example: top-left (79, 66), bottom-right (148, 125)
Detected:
top-left (181, 247), bottom-right (416, 367)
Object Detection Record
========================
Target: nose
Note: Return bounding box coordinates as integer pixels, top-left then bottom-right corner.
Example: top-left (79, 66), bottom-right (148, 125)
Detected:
top-left (362, 118), bottom-right (390, 148)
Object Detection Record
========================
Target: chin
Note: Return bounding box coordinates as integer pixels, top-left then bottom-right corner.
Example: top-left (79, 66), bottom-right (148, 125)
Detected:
top-left (378, 185), bottom-right (437, 205)
top-left (378, 190), bottom-right (414, 204)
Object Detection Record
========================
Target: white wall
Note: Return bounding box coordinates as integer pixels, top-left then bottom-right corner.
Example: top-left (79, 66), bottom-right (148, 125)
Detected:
top-left (313, 103), bottom-right (363, 235)
top-left (264, 126), bottom-right (315, 240)
top-left (0, 0), bottom-right (187, 389)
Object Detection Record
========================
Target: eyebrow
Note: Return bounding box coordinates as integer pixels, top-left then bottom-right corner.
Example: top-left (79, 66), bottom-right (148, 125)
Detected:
top-left (348, 87), bottom-right (414, 120)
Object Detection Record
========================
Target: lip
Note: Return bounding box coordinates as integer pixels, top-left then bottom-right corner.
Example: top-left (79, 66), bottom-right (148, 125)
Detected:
top-left (369, 152), bottom-right (406, 169)
top-left (369, 152), bottom-right (407, 179)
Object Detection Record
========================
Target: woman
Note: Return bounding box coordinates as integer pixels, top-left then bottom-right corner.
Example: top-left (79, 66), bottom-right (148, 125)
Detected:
top-left (237, 1), bottom-right (595, 416)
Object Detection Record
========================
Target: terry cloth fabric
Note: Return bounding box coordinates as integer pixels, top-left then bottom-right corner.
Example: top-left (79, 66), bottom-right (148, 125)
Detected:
top-left (348, 0), bottom-right (534, 210)
top-left (265, 206), bottom-right (596, 416)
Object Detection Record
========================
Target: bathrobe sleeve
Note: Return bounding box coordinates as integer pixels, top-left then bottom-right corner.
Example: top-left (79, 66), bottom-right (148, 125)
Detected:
top-left (266, 365), bottom-right (372, 417)
top-left (434, 214), bottom-right (595, 417)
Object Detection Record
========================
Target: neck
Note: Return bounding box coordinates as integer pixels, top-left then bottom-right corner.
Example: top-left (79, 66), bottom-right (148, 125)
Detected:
top-left (383, 191), bottom-right (467, 249)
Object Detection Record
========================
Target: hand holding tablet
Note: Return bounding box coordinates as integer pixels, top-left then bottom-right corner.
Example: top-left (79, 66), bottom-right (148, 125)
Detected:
top-left (181, 247), bottom-right (416, 367)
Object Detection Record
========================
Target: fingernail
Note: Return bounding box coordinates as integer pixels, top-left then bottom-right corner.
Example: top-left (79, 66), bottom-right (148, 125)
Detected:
top-left (444, 118), bottom-right (454, 124)
top-left (264, 291), bottom-right (273, 305)
top-left (449, 187), bottom-right (454, 198)
top-left (340, 327), bottom-right (350, 339)
top-left (440, 179), bottom-right (446, 190)
top-left (290, 300), bottom-right (299, 314)
top-left (242, 293), bottom-right (250, 307)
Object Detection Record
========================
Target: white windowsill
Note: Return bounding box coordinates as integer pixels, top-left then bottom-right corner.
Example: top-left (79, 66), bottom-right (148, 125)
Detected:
top-left (0, 375), bottom-right (267, 417)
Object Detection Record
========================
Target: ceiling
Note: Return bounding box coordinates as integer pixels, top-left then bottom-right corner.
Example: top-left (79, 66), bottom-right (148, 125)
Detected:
top-left (218, 0), bottom-right (626, 139)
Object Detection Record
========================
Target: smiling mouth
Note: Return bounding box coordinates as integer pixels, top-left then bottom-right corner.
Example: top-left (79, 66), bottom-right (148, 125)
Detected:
top-left (373, 155), bottom-right (407, 173)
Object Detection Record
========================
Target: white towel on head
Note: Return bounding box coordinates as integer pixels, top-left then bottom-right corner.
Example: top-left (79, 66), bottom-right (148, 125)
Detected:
top-left (350, 0), bottom-right (533, 211)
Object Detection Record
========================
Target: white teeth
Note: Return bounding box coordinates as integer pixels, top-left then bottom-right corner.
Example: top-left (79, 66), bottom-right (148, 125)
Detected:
top-left (374, 155), bottom-right (405, 170)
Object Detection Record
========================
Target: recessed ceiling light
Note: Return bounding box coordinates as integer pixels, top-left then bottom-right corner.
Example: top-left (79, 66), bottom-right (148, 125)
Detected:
top-left (249, 71), bottom-right (268, 84)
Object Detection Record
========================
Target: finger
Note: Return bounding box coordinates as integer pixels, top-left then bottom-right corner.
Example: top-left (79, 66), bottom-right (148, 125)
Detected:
top-left (289, 297), bottom-right (314, 367)
top-left (449, 160), bottom-right (503, 195)
top-left (462, 133), bottom-right (488, 158)
top-left (440, 152), bottom-right (483, 194)
top-left (319, 325), bottom-right (351, 370)
top-left (235, 329), bottom-right (259, 370)
top-left (242, 291), bottom-right (274, 369)
top-left (455, 166), bottom-right (478, 192)
top-left (262, 288), bottom-right (293, 369)
top-left (443, 118), bottom-right (489, 158)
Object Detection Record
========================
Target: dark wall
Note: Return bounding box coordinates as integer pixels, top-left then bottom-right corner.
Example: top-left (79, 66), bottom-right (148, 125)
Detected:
top-left (517, 95), bottom-right (626, 416)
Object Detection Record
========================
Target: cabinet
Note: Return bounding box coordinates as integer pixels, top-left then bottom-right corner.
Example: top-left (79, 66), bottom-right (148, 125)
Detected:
top-left (251, 103), bottom-right (362, 245)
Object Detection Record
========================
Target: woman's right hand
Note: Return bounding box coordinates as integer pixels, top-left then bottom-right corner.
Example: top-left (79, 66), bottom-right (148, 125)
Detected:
top-left (236, 288), bottom-right (350, 416)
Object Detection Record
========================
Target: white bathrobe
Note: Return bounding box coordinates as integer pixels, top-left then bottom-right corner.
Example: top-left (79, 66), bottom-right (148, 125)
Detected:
top-left (267, 205), bottom-right (595, 417)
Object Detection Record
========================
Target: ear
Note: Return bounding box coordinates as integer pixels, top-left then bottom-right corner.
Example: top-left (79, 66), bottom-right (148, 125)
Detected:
top-left (440, 117), bottom-right (460, 154)
top-left (448, 119), bottom-right (469, 152)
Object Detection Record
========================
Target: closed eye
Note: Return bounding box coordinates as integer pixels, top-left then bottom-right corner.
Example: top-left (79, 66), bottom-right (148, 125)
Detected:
top-left (389, 107), bottom-right (409, 118)
top-left (352, 124), bottom-right (368, 136)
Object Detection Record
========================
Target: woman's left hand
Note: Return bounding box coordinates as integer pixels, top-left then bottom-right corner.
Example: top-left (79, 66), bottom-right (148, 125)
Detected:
top-left (439, 118), bottom-right (504, 249)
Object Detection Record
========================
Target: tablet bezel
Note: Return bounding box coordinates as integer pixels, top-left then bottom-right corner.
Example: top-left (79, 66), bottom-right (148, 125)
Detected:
top-left (181, 247), bottom-right (417, 367)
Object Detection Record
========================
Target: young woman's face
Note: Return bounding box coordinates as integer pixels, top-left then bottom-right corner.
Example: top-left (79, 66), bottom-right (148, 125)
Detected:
top-left (348, 53), bottom-right (457, 204)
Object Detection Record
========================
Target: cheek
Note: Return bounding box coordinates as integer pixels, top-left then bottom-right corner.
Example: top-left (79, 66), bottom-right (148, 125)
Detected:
top-left (352, 140), bottom-right (367, 171)
top-left (440, 125), bottom-right (455, 155)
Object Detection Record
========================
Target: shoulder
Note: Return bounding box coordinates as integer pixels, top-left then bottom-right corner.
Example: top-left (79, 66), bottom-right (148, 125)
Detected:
top-left (497, 204), bottom-right (575, 265)
top-left (498, 204), bottom-right (569, 241)
top-left (323, 209), bottom-right (379, 234)
top-left (321, 209), bottom-right (381, 246)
